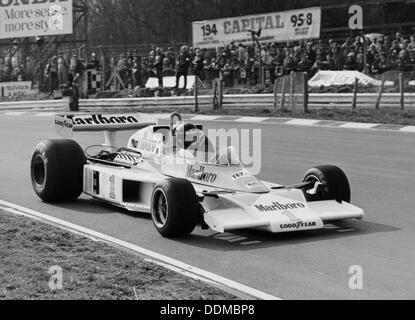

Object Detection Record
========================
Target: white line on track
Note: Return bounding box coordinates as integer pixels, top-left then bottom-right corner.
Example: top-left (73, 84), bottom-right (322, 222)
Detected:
top-left (0, 199), bottom-right (281, 300)
top-left (4, 112), bottom-right (27, 116)
top-left (400, 126), bottom-right (415, 132)
top-left (34, 113), bottom-right (56, 117)
top-left (234, 117), bottom-right (268, 123)
top-left (191, 115), bottom-right (221, 121)
top-left (340, 122), bottom-right (378, 129)
top-left (286, 119), bottom-right (320, 126)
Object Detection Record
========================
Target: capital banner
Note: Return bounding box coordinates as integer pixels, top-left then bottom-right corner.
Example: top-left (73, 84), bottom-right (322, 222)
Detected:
top-left (193, 7), bottom-right (321, 49)
top-left (0, 0), bottom-right (73, 39)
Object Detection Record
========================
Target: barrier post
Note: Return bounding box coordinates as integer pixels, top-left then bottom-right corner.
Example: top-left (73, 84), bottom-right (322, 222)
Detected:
top-left (273, 78), bottom-right (278, 110)
top-left (375, 75), bottom-right (385, 110)
top-left (280, 76), bottom-right (286, 111)
top-left (219, 78), bottom-right (224, 110)
top-left (213, 79), bottom-right (218, 110)
top-left (289, 71), bottom-right (294, 110)
top-left (194, 76), bottom-right (199, 113)
top-left (303, 72), bottom-right (309, 113)
top-left (399, 73), bottom-right (405, 111)
top-left (352, 78), bottom-right (358, 110)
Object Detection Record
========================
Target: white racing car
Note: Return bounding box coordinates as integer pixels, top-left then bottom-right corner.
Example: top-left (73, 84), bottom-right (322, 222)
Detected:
top-left (30, 112), bottom-right (364, 238)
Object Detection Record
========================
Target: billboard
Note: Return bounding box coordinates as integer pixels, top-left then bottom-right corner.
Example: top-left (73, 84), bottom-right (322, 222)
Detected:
top-left (0, 0), bottom-right (73, 39)
top-left (193, 7), bottom-right (321, 49)
top-left (0, 81), bottom-right (32, 97)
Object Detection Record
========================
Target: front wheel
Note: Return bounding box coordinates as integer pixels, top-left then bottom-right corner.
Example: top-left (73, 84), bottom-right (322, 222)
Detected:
top-left (303, 165), bottom-right (351, 203)
top-left (151, 178), bottom-right (199, 238)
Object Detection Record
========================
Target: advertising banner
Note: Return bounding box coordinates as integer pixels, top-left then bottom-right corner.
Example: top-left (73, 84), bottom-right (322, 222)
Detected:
top-left (193, 7), bottom-right (321, 49)
top-left (0, 0), bottom-right (73, 39)
top-left (0, 81), bottom-right (32, 97)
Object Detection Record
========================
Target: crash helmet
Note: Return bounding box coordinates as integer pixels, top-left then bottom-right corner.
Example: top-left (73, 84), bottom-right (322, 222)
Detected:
top-left (174, 123), bottom-right (203, 150)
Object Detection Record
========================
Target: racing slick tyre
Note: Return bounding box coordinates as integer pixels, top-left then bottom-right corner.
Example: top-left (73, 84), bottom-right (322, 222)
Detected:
top-left (303, 165), bottom-right (351, 203)
top-left (151, 178), bottom-right (199, 238)
top-left (31, 140), bottom-right (86, 203)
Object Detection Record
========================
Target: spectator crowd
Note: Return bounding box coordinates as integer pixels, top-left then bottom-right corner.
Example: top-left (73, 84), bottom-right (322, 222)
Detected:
top-left (1, 32), bottom-right (414, 92)
top-left (112, 32), bottom-right (415, 89)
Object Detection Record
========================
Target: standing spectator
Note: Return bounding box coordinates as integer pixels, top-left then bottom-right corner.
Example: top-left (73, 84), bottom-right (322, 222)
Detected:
top-left (397, 42), bottom-right (411, 71)
top-left (332, 45), bottom-right (345, 70)
top-left (175, 46), bottom-right (191, 89)
top-left (372, 52), bottom-right (390, 74)
top-left (366, 45), bottom-right (379, 73)
top-left (344, 52), bottom-right (357, 70)
top-left (116, 54), bottom-right (128, 89)
top-left (69, 53), bottom-right (85, 89)
top-left (389, 40), bottom-right (402, 67)
top-left (132, 56), bottom-right (142, 88)
top-left (166, 47), bottom-right (176, 70)
top-left (44, 56), bottom-right (59, 95)
top-left (16, 64), bottom-right (26, 81)
top-left (88, 52), bottom-right (100, 70)
top-left (58, 53), bottom-right (69, 90)
top-left (408, 35), bottom-right (415, 52)
top-left (125, 56), bottom-right (134, 89)
top-left (193, 48), bottom-right (205, 81)
top-left (356, 50), bottom-right (365, 72)
top-left (283, 48), bottom-right (296, 75)
top-left (154, 48), bottom-right (165, 87)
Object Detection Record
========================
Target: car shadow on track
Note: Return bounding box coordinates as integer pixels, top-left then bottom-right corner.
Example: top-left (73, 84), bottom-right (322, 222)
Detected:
top-left (46, 200), bottom-right (400, 252)
top-left (45, 199), bottom-right (122, 215)
top-left (176, 220), bottom-right (401, 251)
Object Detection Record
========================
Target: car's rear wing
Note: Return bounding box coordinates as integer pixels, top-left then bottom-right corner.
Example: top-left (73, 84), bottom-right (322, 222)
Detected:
top-left (55, 113), bottom-right (158, 148)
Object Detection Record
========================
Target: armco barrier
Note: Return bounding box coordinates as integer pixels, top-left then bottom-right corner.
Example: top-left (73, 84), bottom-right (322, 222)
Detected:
top-left (0, 99), bottom-right (69, 111)
top-left (1, 93), bottom-right (414, 112)
top-left (79, 93), bottom-right (415, 111)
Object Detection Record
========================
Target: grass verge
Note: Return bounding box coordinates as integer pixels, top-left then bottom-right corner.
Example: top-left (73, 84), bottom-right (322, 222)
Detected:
top-left (0, 210), bottom-right (237, 300)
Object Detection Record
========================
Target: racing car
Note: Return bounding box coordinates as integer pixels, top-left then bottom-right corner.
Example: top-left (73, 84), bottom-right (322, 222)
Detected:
top-left (30, 112), bottom-right (364, 238)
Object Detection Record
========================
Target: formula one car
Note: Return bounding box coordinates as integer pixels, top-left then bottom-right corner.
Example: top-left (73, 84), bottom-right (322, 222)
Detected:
top-left (30, 112), bottom-right (364, 238)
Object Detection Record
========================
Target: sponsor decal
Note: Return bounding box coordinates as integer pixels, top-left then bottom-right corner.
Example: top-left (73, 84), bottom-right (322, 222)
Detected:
top-left (131, 139), bottom-right (158, 153)
top-left (254, 201), bottom-right (306, 212)
top-left (280, 221), bottom-right (317, 230)
top-left (55, 118), bottom-right (72, 129)
top-left (72, 114), bottom-right (139, 126)
top-left (231, 169), bottom-right (249, 180)
top-left (186, 165), bottom-right (217, 183)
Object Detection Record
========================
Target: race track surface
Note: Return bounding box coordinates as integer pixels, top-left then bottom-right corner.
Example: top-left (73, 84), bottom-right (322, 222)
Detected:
top-left (1, 112), bottom-right (414, 299)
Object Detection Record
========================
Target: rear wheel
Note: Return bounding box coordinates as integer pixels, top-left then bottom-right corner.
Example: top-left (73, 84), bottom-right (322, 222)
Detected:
top-left (303, 165), bottom-right (351, 203)
top-left (151, 178), bottom-right (199, 238)
top-left (31, 140), bottom-right (86, 202)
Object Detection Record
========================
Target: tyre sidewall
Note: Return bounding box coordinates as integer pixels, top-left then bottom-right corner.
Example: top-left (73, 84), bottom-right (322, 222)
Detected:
top-left (304, 165), bottom-right (351, 203)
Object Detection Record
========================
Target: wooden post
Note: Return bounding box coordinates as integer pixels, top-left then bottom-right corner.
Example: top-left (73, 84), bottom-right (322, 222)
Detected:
top-left (219, 78), bottom-right (224, 110)
top-left (213, 79), bottom-right (218, 110)
top-left (375, 75), bottom-right (385, 110)
top-left (194, 76), bottom-right (199, 113)
top-left (289, 71), bottom-right (295, 110)
top-left (399, 73), bottom-right (404, 111)
top-left (280, 76), bottom-right (286, 111)
top-left (303, 72), bottom-right (309, 113)
top-left (273, 78), bottom-right (278, 110)
top-left (352, 78), bottom-right (358, 110)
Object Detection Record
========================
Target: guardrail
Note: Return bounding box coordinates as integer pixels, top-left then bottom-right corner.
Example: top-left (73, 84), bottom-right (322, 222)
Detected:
top-left (0, 99), bottom-right (69, 111)
top-left (0, 93), bottom-right (414, 112)
top-left (79, 93), bottom-right (415, 111)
